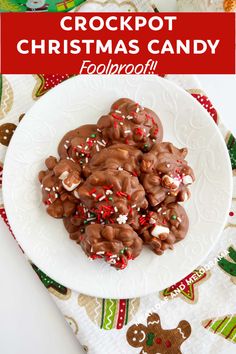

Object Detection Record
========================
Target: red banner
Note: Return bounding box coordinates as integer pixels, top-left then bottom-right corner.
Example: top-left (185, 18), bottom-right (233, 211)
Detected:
top-left (0, 13), bottom-right (235, 74)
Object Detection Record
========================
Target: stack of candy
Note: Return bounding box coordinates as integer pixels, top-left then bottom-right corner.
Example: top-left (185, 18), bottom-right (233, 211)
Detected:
top-left (39, 98), bottom-right (195, 270)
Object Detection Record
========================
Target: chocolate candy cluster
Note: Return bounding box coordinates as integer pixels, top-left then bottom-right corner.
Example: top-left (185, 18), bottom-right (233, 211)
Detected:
top-left (39, 98), bottom-right (194, 269)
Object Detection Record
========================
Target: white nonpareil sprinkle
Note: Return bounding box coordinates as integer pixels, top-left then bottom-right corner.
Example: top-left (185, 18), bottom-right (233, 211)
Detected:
top-left (117, 214), bottom-right (128, 224)
top-left (85, 157), bottom-right (89, 164)
top-left (151, 225), bottom-right (170, 238)
top-left (106, 190), bottom-right (113, 195)
top-left (87, 217), bottom-right (97, 222)
top-left (177, 217), bottom-right (182, 223)
top-left (182, 192), bottom-right (189, 201)
top-left (62, 180), bottom-right (81, 192)
top-left (97, 128), bottom-right (101, 132)
top-left (118, 167), bottom-right (123, 171)
top-left (131, 204), bottom-right (137, 208)
top-left (120, 122), bottom-right (124, 126)
top-left (59, 171), bottom-right (69, 180)
top-left (99, 195), bottom-right (106, 202)
top-left (77, 145), bottom-right (82, 149)
top-left (137, 208), bottom-right (140, 211)
top-left (114, 207), bottom-right (118, 213)
top-left (97, 140), bottom-right (105, 147)
top-left (102, 140), bottom-right (106, 145)
top-left (157, 207), bottom-right (162, 213)
top-left (74, 190), bottom-right (80, 199)
top-left (92, 193), bottom-right (97, 198)
top-left (149, 218), bottom-right (156, 225)
top-left (84, 146), bottom-right (88, 150)
top-left (96, 145), bottom-right (100, 152)
top-left (65, 140), bottom-right (70, 143)
top-left (108, 259), bottom-right (116, 264)
top-left (126, 115), bottom-right (133, 120)
top-left (115, 110), bottom-right (121, 114)
top-left (162, 175), bottom-right (181, 189)
top-left (124, 130), bottom-right (131, 134)
top-left (64, 144), bottom-right (69, 149)
top-left (96, 251), bottom-right (105, 255)
top-left (182, 175), bottom-right (193, 185)
top-left (45, 187), bottom-right (51, 192)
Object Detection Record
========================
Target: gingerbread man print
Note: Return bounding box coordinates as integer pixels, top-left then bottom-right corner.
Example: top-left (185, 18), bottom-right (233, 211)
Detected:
top-left (126, 313), bottom-right (191, 354)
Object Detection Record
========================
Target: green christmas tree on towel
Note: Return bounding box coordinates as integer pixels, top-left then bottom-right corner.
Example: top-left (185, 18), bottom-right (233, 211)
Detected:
top-left (202, 315), bottom-right (236, 343)
top-left (218, 246), bottom-right (236, 284)
top-left (227, 134), bottom-right (236, 170)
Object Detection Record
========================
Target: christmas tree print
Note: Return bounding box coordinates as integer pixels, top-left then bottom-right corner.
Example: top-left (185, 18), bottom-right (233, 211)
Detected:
top-left (202, 315), bottom-right (236, 343)
top-left (32, 264), bottom-right (71, 300)
top-left (226, 134), bottom-right (236, 170)
top-left (218, 246), bottom-right (236, 284)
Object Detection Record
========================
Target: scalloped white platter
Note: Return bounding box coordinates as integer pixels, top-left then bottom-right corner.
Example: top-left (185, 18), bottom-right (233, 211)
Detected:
top-left (3, 75), bottom-right (232, 298)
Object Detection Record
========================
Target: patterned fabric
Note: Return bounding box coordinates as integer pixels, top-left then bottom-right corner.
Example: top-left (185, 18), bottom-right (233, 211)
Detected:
top-left (1, 2), bottom-right (236, 353)
top-left (177, 0), bottom-right (236, 12)
top-left (0, 0), bottom-right (85, 12)
top-left (1, 73), bottom-right (236, 354)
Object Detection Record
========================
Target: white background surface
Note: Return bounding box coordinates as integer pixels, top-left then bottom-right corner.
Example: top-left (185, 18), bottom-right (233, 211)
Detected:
top-left (0, 1), bottom-right (236, 353)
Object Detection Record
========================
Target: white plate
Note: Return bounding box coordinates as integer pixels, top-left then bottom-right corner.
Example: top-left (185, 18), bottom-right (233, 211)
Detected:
top-left (3, 75), bottom-right (232, 298)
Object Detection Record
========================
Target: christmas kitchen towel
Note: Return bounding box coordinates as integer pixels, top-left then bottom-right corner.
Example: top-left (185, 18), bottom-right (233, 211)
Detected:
top-left (1, 2), bottom-right (236, 354)
top-left (1, 73), bottom-right (236, 354)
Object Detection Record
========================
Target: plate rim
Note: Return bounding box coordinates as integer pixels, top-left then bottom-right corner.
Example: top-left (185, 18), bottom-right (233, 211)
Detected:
top-left (2, 75), bottom-right (233, 298)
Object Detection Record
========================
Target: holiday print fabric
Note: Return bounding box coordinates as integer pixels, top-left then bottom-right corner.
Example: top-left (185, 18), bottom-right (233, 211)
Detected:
top-left (0, 0), bottom-right (85, 12)
top-left (0, 74), bottom-right (236, 354)
top-left (1, 73), bottom-right (236, 354)
top-left (127, 313), bottom-right (192, 353)
top-left (160, 268), bottom-right (211, 304)
top-left (202, 315), bottom-right (236, 344)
